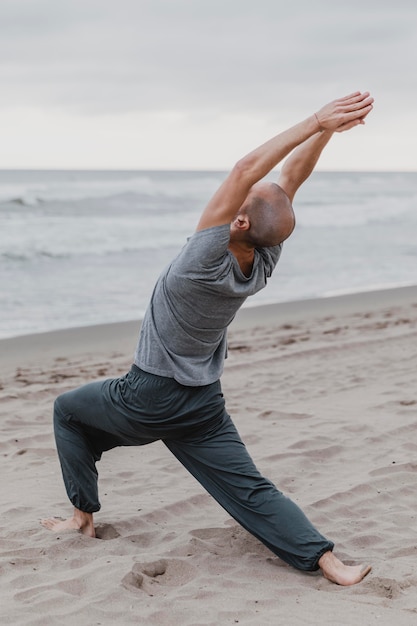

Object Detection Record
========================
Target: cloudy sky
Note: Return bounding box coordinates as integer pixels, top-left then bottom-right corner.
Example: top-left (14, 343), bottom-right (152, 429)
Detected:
top-left (1, 0), bottom-right (416, 170)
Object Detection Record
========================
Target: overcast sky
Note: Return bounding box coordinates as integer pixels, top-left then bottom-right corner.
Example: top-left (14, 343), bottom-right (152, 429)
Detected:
top-left (1, 0), bottom-right (416, 170)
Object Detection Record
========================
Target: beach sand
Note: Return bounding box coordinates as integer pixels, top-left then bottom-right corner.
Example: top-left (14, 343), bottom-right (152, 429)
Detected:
top-left (1, 286), bottom-right (417, 625)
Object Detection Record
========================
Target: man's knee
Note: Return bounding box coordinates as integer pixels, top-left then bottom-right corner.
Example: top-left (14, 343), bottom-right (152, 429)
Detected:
top-left (53, 391), bottom-right (73, 427)
top-left (53, 390), bottom-right (84, 452)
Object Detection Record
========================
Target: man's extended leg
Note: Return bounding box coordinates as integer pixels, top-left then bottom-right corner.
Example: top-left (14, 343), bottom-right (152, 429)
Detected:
top-left (164, 410), bottom-right (371, 584)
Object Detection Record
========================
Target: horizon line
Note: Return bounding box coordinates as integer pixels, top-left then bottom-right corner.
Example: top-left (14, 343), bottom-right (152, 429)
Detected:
top-left (0, 166), bottom-right (416, 174)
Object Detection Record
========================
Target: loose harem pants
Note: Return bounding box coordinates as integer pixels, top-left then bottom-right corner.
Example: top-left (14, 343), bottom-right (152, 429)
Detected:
top-left (53, 364), bottom-right (334, 571)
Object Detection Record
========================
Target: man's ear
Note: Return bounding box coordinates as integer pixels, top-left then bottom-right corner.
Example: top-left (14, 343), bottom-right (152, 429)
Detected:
top-left (233, 214), bottom-right (250, 231)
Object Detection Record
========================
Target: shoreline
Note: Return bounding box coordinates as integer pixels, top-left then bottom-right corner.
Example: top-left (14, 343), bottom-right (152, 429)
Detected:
top-left (1, 284), bottom-right (416, 375)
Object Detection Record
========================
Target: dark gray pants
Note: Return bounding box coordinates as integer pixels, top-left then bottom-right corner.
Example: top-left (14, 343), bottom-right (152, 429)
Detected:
top-left (53, 364), bottom-right (333, 571)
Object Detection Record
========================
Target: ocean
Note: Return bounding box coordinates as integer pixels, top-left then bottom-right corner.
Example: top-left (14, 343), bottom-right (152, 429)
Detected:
top-left (0, 169), bottom-right (416, 339)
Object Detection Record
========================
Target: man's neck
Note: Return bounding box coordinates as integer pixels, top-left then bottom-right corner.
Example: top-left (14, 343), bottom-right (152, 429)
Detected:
top-left (228, 241), bottom-right (255, 277)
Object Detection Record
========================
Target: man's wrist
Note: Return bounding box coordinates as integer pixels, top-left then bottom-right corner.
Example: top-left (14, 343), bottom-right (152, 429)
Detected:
top-left (314, 113), bottom-right (324, 132)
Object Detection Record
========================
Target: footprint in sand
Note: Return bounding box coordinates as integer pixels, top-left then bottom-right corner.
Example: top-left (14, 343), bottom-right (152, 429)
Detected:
top-left (95, 523), bottom-right (121, 540)
top-left (122, 558), bottom-right (196, 595)
top-left (188, 526), bottom-right (272, 559)
top-left (367, 576), bottom-right (410, 600)
top-left (258, 410), bottom-right (312, 421)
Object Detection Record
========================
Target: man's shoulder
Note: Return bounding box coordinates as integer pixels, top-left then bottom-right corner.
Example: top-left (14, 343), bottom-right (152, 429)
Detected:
top-left (189, 223), bottom-right (231, 241)
top-left (177, 224), bottom-right (231, 267)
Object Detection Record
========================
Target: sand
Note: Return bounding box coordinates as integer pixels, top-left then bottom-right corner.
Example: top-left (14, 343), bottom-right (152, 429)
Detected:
top-left (1, 286), bottom-right (417, 625)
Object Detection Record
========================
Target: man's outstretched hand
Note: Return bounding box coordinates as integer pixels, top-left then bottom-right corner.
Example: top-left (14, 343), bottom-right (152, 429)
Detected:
top-left (315, 91), bottom-right (374, 133)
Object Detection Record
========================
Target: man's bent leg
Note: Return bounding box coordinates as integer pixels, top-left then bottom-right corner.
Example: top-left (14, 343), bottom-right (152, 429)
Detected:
top-left (52, 384), bottom-right (115, 513)
top-left (164, 412), bottom-right (371, 583)
top-left (42, 375), bottom-right (157, 533)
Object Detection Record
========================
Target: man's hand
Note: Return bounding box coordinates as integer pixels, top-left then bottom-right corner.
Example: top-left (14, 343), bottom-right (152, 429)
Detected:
top-left (315, 91), bottom-right (374, 133)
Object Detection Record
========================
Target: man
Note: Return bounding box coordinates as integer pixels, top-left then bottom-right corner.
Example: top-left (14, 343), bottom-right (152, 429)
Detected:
top-left (42, 91), bottom-right (373, 585)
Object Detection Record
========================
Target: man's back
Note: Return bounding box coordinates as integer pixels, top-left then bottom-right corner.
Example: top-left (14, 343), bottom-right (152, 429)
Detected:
top-left (135, 223), bottom-right (281, 386)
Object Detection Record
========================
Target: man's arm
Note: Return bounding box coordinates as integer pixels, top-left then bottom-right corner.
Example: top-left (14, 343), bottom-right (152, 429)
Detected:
top-left (278, 96), bottom-right (373, 202)
top-left (277, 130), bottom-right (334, 203)
top-left (196, 91), bottom-right (373, 231)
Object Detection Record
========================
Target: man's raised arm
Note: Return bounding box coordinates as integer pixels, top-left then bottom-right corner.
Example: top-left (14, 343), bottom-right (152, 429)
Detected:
top-left (196, 91), bottom-right (373, 232)
top-left (278, 94), bottom-right (373, 203)
top-left (277, 130), bottom-right (335, 203)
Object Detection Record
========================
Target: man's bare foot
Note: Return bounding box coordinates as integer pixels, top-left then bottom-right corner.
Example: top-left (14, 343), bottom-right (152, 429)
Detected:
top-left (41, 508), bottom-right (95, 538)
top-left (318, 551), bottom-right (371, 586)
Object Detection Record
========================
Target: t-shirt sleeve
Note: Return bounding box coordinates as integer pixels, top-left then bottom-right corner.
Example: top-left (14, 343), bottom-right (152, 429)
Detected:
top-left (258, 243), bottom-right (283, 276)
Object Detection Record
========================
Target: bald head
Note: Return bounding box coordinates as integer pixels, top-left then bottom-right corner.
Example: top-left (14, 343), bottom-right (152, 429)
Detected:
top-left (235, 182), bottom-right (295, 248)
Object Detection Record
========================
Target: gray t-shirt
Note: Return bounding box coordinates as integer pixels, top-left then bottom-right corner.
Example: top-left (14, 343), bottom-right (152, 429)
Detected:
top-left (134, 223), bottom-right (282, 386)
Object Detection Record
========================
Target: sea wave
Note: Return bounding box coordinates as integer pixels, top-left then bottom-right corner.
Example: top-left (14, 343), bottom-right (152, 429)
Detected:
top-left (0, 241), bottom-right (182, 263)
top-left (1, 250), bottom-right (71, 262)
top-left (0, 170), bottom-right (224, 207)
top-left (1, 169), bottom-right (416, 340)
